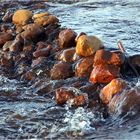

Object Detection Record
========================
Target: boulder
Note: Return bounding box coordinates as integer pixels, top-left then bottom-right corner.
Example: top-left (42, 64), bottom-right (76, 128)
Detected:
top-left (2, 11), bottom-right (13, 22)
top-left (58, 29), bottom-right (77, 48)
top-left (57, 48), bottom-right (75, 62)
top-left (94, 49), bottom-right (124, 66)
top-left (34, 15), bottom-right (59, 26)
top-left (21, 23), bottom-right (45, 40)
top-left (12, 9), bottom-right (33, 25)
top-left (100, 78), bottom-right (126, 104)
top-left (75, 56), bottom-right (94, 78)
top-left (89, 64), bottom-right (120, 84)
top-left (50, 61), bottom-right (74, 80)
top-left (76, 35), bottom-right (103, 57)
top-left (0, 32), bottom-right (13, 47)
top-left (55, 87), bottom-right (75, 105)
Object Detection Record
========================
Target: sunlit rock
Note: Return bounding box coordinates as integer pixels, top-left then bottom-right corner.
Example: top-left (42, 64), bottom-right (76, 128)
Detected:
top-left (76, 35), bottom-right (103, 57)
top-left (12, 9), bottom-right (33, 26)
top-left (100, 78), bottom-right (126, 104)
top-left (89, 64), bottom-right (120, 84)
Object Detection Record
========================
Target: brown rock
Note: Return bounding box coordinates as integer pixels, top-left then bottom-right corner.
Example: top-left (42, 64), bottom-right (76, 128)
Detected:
top-left (50, 61), bottom-right (74, 80)
top-left (100, 78), bottom-right (126, 104)
top-left (58, 48), bottom-right (75, 62)
top-left (3, 41), bottom-right (14, 51)
top-left (12, 9), bottom-right (33, 25)
top-left (73, 94), bottom-right (88, 106)
top-left (94, 49), bottom-right (124, 66)
top-left (33, 45), bottom-right (52, 58)
top-left (31, 57), bottom-right (45, 67)
top-left (76, 35), bottom-right (103, 57)
top-left (0, 32), bottom-right (13, 47)
top-left (89, 64), bottom-right (120, 84)
top-left (36, 41), bottom-right (48, 50)
top-left (21, 23), bottom-right (45, 40)
top-left (21, 70), bottom-right (36, 81)
top-left (34, 15), bottom-right (59, 26)
top-left (75, 56), bottom-right (94, 78)
top-left (55, 88), bottom-right (75, 105)
top-left (58, 29), bottom-right (77, 48)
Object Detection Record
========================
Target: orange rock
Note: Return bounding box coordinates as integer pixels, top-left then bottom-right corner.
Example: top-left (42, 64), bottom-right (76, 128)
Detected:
top-left (94, 49), bottom-right (124, 66)
top-left (59, 29), bottom-right (77, 48)
top-left (75, 56), bottom-right (94, 78)
top-left (76, 35), bottom-right (103, 57)
top-left (100, 78), bottom-right (126, 104)
top-left (55, 88), bottom-right (75, 105)
top-left (32, 12), bottom-right (50, 20)
top-left (89, 64), bottom-right (120, 84)
top-left (12, 9), bottom-right (33, 25)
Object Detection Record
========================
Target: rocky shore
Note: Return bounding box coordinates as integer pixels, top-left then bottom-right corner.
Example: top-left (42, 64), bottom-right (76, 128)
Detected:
top-left (0, 0), bottom-right (140, 120)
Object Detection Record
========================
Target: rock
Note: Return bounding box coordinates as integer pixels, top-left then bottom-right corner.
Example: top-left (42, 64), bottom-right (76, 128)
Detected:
top-left (34, 15), bottom-right (59, 26)
top-left (16, 26), bottom-right (24, 34)
top-left (36, 41), bottom-right (48, 50)
top-left (21, 23), bottom-right (45, 40)
top-left (33, 45), bottom-right (52, 58)
top-left (0, 32), bottom-right (13, 47)
top-left (76, 35), bottom-right (103, 57)
top-left (12, 9), bottom-right (33, 25)
top-left (0, 55), bottom-right (13, 67)
top-left (31, 57), bottom-right (46, 67)
top-left (108, 89), bottom-right (140, 117)
top-left (89, 64), bottom-right (120, 84)
top-left (58, 48), bottom-right (75, 62)
top-left (72, 94), bottom-right (88, 107)
top-left (75, 56), bottom-right (94, 78)
top-left (100, 78), bottom-right (126, 104)
top-left (3, 40), bottom-right (13, 51)
top-left (2, 11), bottom-right (13, 22)
top-left (50, 61), bottom-right (74, 80)
top-left (94, 49), bottom-right (124, 66)
top-left (21, 70), bottom-right (36, 81)
top-left (55, 87), bottom-right (75, 105)
top-left (32, 12), bottom-right (50, 19)
top-left (58, 29), bottom-right (77, 48)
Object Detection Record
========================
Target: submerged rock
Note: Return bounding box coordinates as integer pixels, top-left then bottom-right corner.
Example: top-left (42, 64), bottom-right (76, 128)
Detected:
top-left (76, 35), bottom-right (103, 57)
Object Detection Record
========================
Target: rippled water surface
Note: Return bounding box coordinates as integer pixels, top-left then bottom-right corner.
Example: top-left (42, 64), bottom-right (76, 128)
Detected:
top-left (0, 0), bottom-right (140, 139)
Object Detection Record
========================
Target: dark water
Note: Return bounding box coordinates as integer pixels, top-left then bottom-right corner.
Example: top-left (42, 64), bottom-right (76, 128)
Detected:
top-left (0, 0), bottom-right (140, 139)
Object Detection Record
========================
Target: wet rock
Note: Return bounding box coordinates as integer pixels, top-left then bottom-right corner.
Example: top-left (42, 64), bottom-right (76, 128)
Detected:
top-left (72, 94), bottom-right (88, 107)
top-left (34, 15), bottom-right (59, 27)
top-left (76, 35), bottom-right (103, 57)
top-left (0, 55), bottom-right (13, 67)
top-left (108, 89), bottom-right (140, 117)
top-left (0, 32), bottom-right (13, 47)
top-left (57, 48), bottom-right (75, 62)
top-left (75, 56), bottom-right (94, 78)
top-left (21, 23), bottom-right (45, 41)
top-left (100, 78), bottom-right (126, 104)
top-left (94, 49), bottom-right (124, 66)
top-left (31, 57), bottom-right (46, 67)
top-left (33, 45), bottom-right (52, 58)
top-left (58, 29), bottom-right (77, 48)
top-left (2, 11), bottom-right (13, 22)
top-left (50, 61), bottom-right (74, 80)
top-left (21, 70), bottom-right (36, 81)
top-left (12, 9), bottom-right (33, 26)
top-left (36, 41), bottom-right (48, 50)
top-left (89, 64), bottom-right (120, 84)
top-left (55, 87), bottom-right (75, 105)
